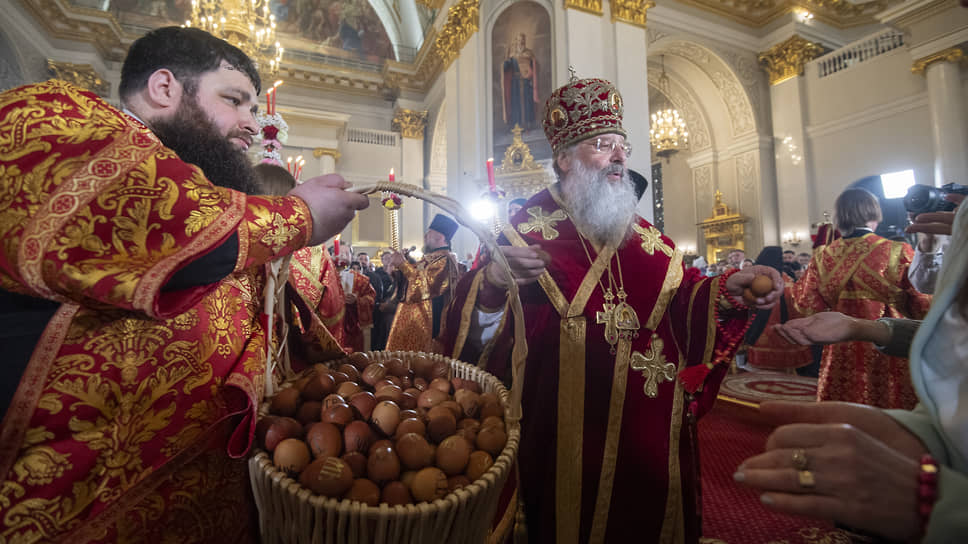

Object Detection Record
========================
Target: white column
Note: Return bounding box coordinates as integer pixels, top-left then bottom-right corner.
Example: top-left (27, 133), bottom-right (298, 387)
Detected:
top-left (612, 20), bottom-right (651, 221)
top-left (399, 134), bottom-right (426, 252)
top-left (768, 76), bottom-right (812, 250)
top-left (319, 154), bottom-right (336, 175)
top-left (925, 59), bottom-right (968, 187)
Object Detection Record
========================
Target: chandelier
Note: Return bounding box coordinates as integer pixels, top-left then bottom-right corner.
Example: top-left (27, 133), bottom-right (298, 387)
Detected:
top-left (184, 0), bottom-right (284, 76)
top-left (650, 55), bottom-right (688, 161)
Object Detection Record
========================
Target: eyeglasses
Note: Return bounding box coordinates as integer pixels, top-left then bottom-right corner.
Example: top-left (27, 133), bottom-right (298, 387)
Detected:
top-left (584, 137), bottom-right (632, 157)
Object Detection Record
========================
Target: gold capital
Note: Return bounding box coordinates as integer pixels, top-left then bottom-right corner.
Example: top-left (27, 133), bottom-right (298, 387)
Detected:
top-left (611, 0), bottom-right (654, 27)
top-left (758, 35), bottom-right (823, 86)
top-left (312, 147), bottom-right (341, 162)
top-left (434, 0), bottom-right (479, 71)
top-left (911, 47), bottom-right (965, 75)
top-left (391, 109), bottom-right (429, 139)
top-left (565, 0), bottom-right (603, 15)
top-left (46, 59), bottom-right (109, 96)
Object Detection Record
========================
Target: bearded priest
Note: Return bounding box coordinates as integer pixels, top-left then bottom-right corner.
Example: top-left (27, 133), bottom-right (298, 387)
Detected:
top-left (439, 74), bottom-right (784, 544)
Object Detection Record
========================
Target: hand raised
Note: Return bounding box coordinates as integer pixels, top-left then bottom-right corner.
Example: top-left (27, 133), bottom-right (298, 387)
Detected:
top-left (724, 264), bottom-right (784, 309)
top-left (288, 174), bottom-right (369, 246)
top-left (485, 244), bottom-right (551, 288)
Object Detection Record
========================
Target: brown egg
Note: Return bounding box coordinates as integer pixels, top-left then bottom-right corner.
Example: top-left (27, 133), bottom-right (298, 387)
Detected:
top-left (262, 417), bottom-right (303, 452)
top-left (751, 274), bottom-right (774, 297)
top-left (337, 364), bottom-right (361, 383)
top-left (427, 405), bottom-right (454, 422)
top-left (273, 438), bottom-right (311, 475)
top-left (299, 456), bottom-right (353, 497)
top-left (398, 391), bottom-right (418, 411)
top-left (435, 435), bottom-right (472, 476)
top-left (337, 381), bottom-right (362, 398)
top-left (301, 372), bottom-right (336, 401)
top-left (349, 391), bottom-right (377, 420)
top-left (295, 401), bottom-right (322, 426)
top-left (381, 481), bottom-right (412, 506)
top-left (305, 421), bottom-right (343, 459)
top-left (374, 379), bottom-right (396, 391)
top-left (417, 389), bottom-right (448, 410)
top-left (362, 363), bottom-right (388, 387)
top-left (410, 355), bottom-right (434, 379)
top-left (481, 416), bottom-right (505, 431)
top-left (447, 475), bottom-right (471, 492)
top-left (345, 478), bottom-right (381, 506)
top-left (341, 451), bottom-right (368, 479)
top-left (396, 433), bottom-right (434, 470)
top-left (368, 438), bottom-right (394, 456)
top-left (451, 377), bottom-right (481, 394)
top-left (410, 467), bottom-right (448, 502)
top-left (454, 390), bottom-right (480, 419)
top-left (343, 420), bottom-right (375, 454)
top-left (454, 425), bottom-right (478, 445)
top-left (399, 409), bottom-right (419, 421)
top-left (394, 417), bottom-right (426, 439)
top-left (348, 351), bottom-right (370, 370)
top-left (438, 401), bottom-right (463, 421)
top-left (312, 363), bottom-right (331, 376)
top-left (385, 357), bottom-right (408, 377)
top-left (400, 470), bottom-right (417, 489)
top-left (367, 444), bottom-right (401, 484)
top-left (292, 373), bottom-right (313, 393)
top-left (476, 426), bottom-right (507, 457)
top-left (371, 400), bottom-right (401, 437)
top-left (412, 377), bottom-right (429, 391)
top-left (478, 399), bottom-right (503, 420)
top-left (321, 403), bottom-right (354, 429)
top-left (375, 384), bottom-right (403, 404)
top-left (269, 387), bottom-right (301, 417)
top-left (330, 371), bottom-right (351, 385)
top-left (400, 376), bottom-right (413, 390)
top-left (430, 361), bottom-right (449, 380)
top-left (465, 450), bottom-right (493, 481)
top-left (322, 393), bottom-right (347, 411)
top-left (742, 288), bottom-right (758, 306)
top-left (429, 377), bottom-right (452, 395)
top-left (426, 411), bottom-right (457, 444)
top-left (384, 375), bottom-right (403, 388)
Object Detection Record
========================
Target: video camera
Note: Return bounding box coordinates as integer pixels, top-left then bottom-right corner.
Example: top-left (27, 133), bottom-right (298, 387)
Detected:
top-left (903, 182), bottom-right (968, 216)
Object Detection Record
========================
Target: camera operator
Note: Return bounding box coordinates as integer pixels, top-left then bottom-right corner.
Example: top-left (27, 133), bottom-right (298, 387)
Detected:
top-left (904, 184), bottom-right (967, 293)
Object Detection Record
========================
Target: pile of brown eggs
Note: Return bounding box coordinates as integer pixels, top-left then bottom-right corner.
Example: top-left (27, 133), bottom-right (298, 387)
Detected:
top-left (257, 352), bottom-right (508, 506)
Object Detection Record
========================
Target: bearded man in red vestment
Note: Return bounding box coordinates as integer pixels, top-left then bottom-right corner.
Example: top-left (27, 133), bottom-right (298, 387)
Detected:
top-left (439, 74), bottom-right (783, 544)
top-left (0, 27), bottom-right (368, 543)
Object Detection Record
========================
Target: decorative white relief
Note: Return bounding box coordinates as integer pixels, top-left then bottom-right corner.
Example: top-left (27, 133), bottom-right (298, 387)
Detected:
top-left (736, 151), bottom-right (757, 193)
top-left (427, 99), bottom-right (447, 194)
top-left (711, 71), bottom-right (754, 135)
top-left (693, 164), bottom-right (711, 189)
top-left (647, 28), bottom-right (668, 45)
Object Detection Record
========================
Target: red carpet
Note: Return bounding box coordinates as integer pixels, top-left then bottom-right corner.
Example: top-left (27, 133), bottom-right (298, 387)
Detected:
top-left (699, 401), bottom-right (851, 544)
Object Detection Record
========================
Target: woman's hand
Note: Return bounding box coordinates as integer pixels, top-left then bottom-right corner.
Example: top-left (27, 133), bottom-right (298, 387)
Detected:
top-left (724, 264), bottom-right (784, 309)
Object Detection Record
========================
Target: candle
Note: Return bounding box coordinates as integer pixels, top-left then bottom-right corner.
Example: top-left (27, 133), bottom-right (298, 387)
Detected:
top-left (388, 168), bottom-right (395, 183)
top-left (295, 155), bottom-right (303, 180)
top-left (286, 156), bottom-right (293, 175)
top-left (334, 234), bottom-right (340, 260)
top-left (486, 158), bottom-right (495, 192)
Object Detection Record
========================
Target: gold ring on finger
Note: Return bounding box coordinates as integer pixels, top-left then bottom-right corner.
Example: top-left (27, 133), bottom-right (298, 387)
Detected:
top-left (797, 469), bottom-right (815, 489)
top-left (792, 448), bottom-right (808, 471)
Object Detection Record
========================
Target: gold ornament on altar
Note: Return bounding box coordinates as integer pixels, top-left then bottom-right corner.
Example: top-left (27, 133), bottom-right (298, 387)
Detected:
top-left (183, 0), bottom-right (284, 76)
top-left (650, 55), bottom-right (688, 162)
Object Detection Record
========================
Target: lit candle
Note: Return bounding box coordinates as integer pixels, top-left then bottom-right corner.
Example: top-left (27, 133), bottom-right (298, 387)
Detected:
top-left (388, 168), bottom-right (395, 183)
top-left (486, 158), bottom-right (495, 192)
top-left (296, 158), bottom-right (305, 181)
top-left (334, 234), bottom-right (341, 259)
top-left (286, 156), bottom-right (293, 175)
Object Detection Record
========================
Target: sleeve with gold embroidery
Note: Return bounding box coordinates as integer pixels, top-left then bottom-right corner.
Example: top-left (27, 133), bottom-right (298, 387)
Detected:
top-left (397, 254), bottom-right (455, 303)
top-left (790, 251), bottom-right (828, 316)
top-left (354, 273), bottom-right (376, 326)
top-left (0, 80), bottom-right (311, 320)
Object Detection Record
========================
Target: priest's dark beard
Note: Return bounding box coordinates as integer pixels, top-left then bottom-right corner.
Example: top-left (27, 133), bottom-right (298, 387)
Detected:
top-left (150, 93), bottom-right (261, 195)
top-left (560, 160), bottom-right (637, 248)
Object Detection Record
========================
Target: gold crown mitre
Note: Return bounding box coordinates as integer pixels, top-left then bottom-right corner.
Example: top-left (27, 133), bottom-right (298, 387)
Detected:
top-left (542, 71), bottom-right (626, 153)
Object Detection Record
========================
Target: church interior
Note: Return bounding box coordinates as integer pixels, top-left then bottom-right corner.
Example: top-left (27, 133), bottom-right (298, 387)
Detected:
top-left (1, 0), bottom-right (965, 541)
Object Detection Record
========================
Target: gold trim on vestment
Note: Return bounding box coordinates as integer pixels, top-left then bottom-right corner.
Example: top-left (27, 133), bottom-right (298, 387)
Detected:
top-left (557, 316), bottom-right (586, 544)
top-left (830, 236), bottom-right (886, 296)
top-left (661, 337), bottom-right (688, 544)
top-left (451, 270), bottom-right (485, 361)
top-left (647, 250), bottom-right (684, 330)
top-left (569, 245), bottom-right (616, 318)
top-left (886, 241), bottom-right (903, 286)
top-left (588, 336), bottom-right (632, 542)
top-left (504, 225), bottom-right (569, 315)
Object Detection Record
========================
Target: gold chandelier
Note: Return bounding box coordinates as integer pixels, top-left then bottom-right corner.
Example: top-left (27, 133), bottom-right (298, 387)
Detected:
top-left (650, 55), bottom-right (688, 161)
top-left (184, 0), bottom-right (284, 76)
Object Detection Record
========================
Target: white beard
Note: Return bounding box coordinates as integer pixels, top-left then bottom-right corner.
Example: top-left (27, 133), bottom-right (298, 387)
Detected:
top-left (560, 159), bottom-right (638, 248)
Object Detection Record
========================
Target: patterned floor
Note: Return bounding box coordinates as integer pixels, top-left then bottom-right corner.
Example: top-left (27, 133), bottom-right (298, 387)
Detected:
top-left (718, 370), bottom-right (817, 406)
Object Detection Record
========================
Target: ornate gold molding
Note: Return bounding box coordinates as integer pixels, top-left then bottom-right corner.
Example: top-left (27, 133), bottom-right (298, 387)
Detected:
top-left (46, 59), bottom-right (109, 95)
top-left (911, 46), bottom-right (965, 75)
top-left (434, 0), bottom-right (479, 72)
top-left (565, 0), bottom-right (603, 16)
top-left (312, 147), bottom-right (342, 162)
top-left (611, 0), bottom-right (655, 27)
top-left (498, 125), bottom-right (540, 173)
top-left (758, 35), bottom-right (823, 85)
top-left (675, 0), bottom-right (889, 28)
top-left (391, 109), bottom-right (429, 139)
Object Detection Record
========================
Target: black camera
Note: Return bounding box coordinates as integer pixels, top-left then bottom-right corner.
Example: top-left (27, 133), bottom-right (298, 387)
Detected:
top-left (903, 182), bottom-right (968, 216)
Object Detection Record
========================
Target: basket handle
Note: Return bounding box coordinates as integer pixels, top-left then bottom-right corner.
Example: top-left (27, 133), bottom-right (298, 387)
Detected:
top-left (349, 182), bottom-right (527, 423)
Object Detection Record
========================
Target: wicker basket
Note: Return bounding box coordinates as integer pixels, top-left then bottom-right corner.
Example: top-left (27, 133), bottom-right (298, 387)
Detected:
top-left (249, 182), bottom-right (528, 544)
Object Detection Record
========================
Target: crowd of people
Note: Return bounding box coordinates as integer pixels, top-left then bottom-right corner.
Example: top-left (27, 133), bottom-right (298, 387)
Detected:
top-left (0, 23), bottom-right (963, 544)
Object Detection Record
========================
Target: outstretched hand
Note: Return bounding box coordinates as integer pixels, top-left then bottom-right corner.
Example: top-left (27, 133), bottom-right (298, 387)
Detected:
top-left (774, 312), bottom-right (857, 345)
top-left (724, 264), bottom-right (784, 310)
top-left (288, 174), bottom-right (370, 246)
top-left (485, 244), bottom-right (551, 288)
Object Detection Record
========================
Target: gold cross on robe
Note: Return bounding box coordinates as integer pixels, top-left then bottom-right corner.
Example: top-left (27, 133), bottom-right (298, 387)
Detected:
top-left (632, 224), bottom-right (674, 257)
top-left (631, 335), bottom-right (676, 398)
top-left (517, 206), bottom-right (568, 240)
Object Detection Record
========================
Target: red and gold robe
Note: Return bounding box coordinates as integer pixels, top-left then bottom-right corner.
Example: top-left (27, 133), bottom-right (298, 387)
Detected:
top-left (792, 232), bottom-right (932, 408)
top-left (386, 247), bottom-right (458, 353)
top-left (440, 187), bottom-right (749, 544)
top-left (286, 245), bottom-right (348, 363)
top-left (0, 81), bottom-right (313, 542)
top-left (339, 269), bottom-right (376, 352)
top-left (746, 282), bottom-right (814, 370)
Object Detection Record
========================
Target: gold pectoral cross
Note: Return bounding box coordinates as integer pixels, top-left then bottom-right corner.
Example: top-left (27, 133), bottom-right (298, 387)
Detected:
top-left (631, 334), bottom-right (676, 398)
top-left (596, 300), bottom-right (641, 353)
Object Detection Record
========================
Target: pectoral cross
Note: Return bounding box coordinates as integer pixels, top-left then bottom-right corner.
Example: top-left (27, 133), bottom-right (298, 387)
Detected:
top-left (596, 302), bottom-right (620, 348)
top-left (631, 335), bottom-right (676, 398)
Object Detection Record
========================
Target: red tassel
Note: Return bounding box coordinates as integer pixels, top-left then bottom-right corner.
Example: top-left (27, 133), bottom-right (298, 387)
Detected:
top-left (679, 364), bottom-right (711, 393)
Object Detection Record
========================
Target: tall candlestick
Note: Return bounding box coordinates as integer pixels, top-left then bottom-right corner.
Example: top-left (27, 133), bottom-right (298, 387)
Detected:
top-left (390, 210), bottom-right (400, 252)
top-left (388, 168), bottom-right (395, 183)
top-left (486, 158), bottom-right (496, 192)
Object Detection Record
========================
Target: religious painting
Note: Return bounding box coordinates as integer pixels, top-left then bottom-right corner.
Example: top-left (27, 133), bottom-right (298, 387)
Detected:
top-left (491, 1), bottom-right (552, 162)
top-left (68, 0), bottom-right (396, 64)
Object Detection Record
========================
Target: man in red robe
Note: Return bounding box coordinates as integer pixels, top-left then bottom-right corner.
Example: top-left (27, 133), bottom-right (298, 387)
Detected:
top-left (440, 75), bottom-right (783, 543)
top-left (0, 27), bottom-right (368, 542)
top-left (335, 244), bottom-right (376, 352)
